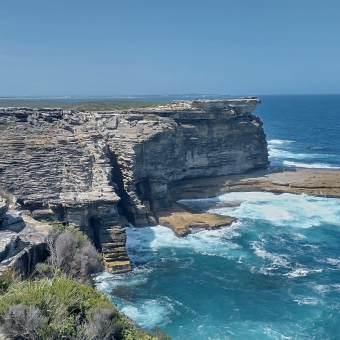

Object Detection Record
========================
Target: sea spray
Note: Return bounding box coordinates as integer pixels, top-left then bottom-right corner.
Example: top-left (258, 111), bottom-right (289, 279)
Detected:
top-left (96, 95), bottom-right (340, 339)
top-left (96, 192), bottom-right (340, 339)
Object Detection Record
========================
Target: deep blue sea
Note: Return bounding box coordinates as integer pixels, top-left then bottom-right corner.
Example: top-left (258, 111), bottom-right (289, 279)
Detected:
top-left (96, 95), bottom-right (340, 339)
top-left (257, 95), bottom-right (340, 170)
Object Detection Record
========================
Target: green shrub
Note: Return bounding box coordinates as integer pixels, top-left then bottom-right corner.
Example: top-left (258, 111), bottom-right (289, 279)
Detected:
top-left (0, 224), bottom-right (171, 339)
top-left (44, 225), bottom-right (103, 284)
top-left (0, 277), bottom-right (116, 339)
top-left (0, 270), bottom-right (14, 294)
top-left (0, 276), bottom-right (170, 339)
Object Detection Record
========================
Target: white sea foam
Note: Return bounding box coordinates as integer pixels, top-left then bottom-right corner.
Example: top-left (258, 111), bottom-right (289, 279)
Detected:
top-left (269, 148), bottom-right (339, 163)
top-left (313, 284), bottom-right (332, 295)
top-left (326, 258), bottom-right (340, 266)
top-left (256, 266), bottom-right (276, 276)
top-left (95, 268), bottom-right (175, 329)
top-left (95, 266), bottom-right (153, 292)
top-left (268, 139), bottom-right (295, 145)
top-left (268, 148), bottom-right (289, 156)
top-left (123, 222), bottom-right (245, 269)
top-left (283, 160), bottom-right (340, 169)
top-left (121, 299), bottom-right (174, 328)
top-left (285, 268), bottom-right (309, 278)
top-left (269, 149), bottom-right (315, 160)
top-left (262, 326), bottom-right (294, 340)
top-left (98, 191), bottom-right (340, 335)
top-left (284, 268), bottom-right (323, 279)
top-left (149, 223), bottom-right (241, 255)
top-left (290, 232), bottom-right (306, 240)
top-left (331, 284), bottom-right (340, 292)
top-left (204, 192), bottom-right (340, 228)
top-left (267, 139), bottom-right (340, 170)
top-left (294, 297), bottom-right (321, 306)
top-left (252, 241), bottom-right (290, 268)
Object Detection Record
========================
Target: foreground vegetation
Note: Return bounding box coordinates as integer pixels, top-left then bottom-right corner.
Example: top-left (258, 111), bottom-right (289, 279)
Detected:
top-left (0, 224), bottom-right (170, 340)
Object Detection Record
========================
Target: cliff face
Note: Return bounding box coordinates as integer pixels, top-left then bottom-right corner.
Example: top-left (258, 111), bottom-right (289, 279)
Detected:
top-left (108, 98), bottom-right (268, 226)
top-left (0, 196), bottom-right (51, 276)
top-left (0, 98), bottom-right (268, 273)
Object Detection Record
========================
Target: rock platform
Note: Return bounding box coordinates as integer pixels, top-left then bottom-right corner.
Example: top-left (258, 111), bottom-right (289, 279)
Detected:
top-left (156, 202), bottom-right (236, 237)
top-left (171, 169), bottom-right (340, 199)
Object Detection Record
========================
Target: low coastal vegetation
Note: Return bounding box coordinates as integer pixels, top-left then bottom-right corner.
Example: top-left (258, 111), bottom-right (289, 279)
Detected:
top-left (142, 113), bottom-right (160, 121)
top-left (0, 99), bottom-right (164, 111)
top-left (0, 224), bottom-right (171, 340)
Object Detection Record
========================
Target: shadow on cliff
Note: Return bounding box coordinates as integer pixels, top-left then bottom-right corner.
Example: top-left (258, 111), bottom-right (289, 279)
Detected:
top-left (169, 169), bottom-right (279, 200)
top-left (108, 151), bottom-right (135, 224)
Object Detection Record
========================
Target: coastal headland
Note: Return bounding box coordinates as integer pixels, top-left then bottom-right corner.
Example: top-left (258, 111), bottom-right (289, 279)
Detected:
top-left (1, 97), bottom-right (339, 276)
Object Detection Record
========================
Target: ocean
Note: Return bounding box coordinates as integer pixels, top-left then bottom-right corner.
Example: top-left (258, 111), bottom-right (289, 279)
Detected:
top-left (258, 95), bottom-right (340, 170)
top-left (96, 95), bottom-right (340, 339)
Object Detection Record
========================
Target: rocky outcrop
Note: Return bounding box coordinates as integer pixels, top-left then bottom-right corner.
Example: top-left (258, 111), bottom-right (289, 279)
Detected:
top-left (0, 196), bottom-right (51, 277)
top-left (0, 108), bottom-right (131, 273)
top-left (106, 97), bottom-right (268, 226)
top-left (0, 98), bottom-right (268, 273)
top-left (156, 202), bottom-right (236, 237)
top-left (170, 169), bottom-right (340, 200)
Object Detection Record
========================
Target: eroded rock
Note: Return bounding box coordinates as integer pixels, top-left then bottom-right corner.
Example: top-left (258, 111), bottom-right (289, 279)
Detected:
top-left (0, 196), bottom-right (52, 277)
top-left (0, 98), bottom-right (268, 273)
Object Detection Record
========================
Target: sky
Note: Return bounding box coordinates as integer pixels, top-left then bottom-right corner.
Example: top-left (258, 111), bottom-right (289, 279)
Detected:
top-left (1, 0), bottom-right (340, 96)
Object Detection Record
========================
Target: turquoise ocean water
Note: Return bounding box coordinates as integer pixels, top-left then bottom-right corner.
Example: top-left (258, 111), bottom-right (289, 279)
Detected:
top-left (96, 95), bottom-right (340, 339)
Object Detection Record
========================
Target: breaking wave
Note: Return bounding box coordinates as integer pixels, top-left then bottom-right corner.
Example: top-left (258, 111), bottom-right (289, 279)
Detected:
top-left (96, 191), bottom-right (340, 339)
top-left (282, 160), bottom-right (340, 169)
top-left (268, 139), bottom-right (295, 145)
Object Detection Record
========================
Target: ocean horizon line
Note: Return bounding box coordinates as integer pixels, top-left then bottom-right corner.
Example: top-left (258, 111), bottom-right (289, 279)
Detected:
top-left (1, 93), bottom-right (340, 100)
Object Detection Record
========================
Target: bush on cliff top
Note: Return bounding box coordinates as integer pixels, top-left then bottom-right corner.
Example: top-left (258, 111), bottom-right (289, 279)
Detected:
top-left (36, 224), bottom-right (103, 284)
top-left (0, 224), bottom-right (171, 340)
top-left (0, 276), bottom-right (169, 340)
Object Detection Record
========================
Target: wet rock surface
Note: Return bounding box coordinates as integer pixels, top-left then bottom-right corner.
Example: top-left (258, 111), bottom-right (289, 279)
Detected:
top-left (156, 202), bottom-right (236, 237)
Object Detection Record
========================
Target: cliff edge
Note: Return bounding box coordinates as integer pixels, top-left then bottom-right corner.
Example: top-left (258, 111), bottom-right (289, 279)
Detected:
top-left (0, 97), bottom-right (268, 273)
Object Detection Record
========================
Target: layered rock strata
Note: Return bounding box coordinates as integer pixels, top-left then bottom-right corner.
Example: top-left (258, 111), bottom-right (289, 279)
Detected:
top-left (0, 196), bottom-right (51, 277)
top-left (0, 98), bottom-right (268, 272)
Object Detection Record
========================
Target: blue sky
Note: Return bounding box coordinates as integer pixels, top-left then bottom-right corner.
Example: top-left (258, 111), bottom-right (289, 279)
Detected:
top-left (1, 0), bottom-right (340, 96)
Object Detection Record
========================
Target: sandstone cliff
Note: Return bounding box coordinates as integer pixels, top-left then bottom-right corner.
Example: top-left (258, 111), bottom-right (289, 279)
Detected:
top-left (0, 195), bottom-right (51, 277)
top-left (0, 98), bottom-right (268, 273)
